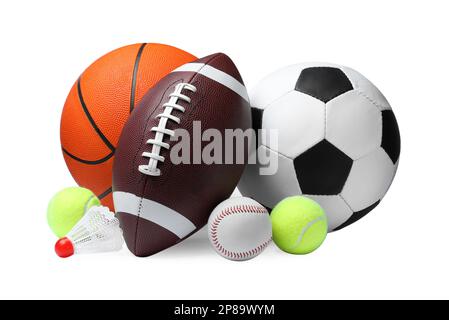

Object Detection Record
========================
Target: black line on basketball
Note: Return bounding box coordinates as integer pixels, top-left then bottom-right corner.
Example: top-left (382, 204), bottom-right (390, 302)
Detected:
top-left (62, 148), bottom-right (114, 165)
top-left (98, 187), bottom-right (112, 200)
top-left (77, 79), bottom-right (115, 152)
top-left (130, 43), bottom-right (147, 113)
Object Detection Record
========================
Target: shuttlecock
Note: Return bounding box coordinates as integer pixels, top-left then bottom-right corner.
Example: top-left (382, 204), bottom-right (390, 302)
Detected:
top-left (55, 206), bottom-right (124, 258)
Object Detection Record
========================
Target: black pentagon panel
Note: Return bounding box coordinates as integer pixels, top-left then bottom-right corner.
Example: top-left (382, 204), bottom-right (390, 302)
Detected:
top-left (294, 140), bottom-right (353, 195)
top-left (251, 107), bottom-right (264, 147)
top-left (381, 110), bottom-right (401, 164)
top-left (333, 200), bottom-right (380, 231)
top-left (295, 67), bottom-right (354, 103)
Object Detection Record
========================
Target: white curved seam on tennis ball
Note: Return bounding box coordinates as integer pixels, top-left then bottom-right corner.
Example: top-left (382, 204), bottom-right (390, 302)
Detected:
top-left (289, 216), bottom-right (326, 251)
top-left (84, 195), bottom-right (97, 214)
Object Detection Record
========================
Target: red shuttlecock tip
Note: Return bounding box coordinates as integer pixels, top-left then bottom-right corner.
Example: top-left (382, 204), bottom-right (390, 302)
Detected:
top-left (55, 237), bottom-right (74, 258)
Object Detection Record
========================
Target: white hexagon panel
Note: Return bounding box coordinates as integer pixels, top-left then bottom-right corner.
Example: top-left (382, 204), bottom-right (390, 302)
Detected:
top-left (238, 145), bottom-right (301, 209)
top-left (341, 147), bottom-right (396, 212)
top-left (262, 91), bottom-right (325, 158)
top-left (306, 194), bottom-right (354, 232)
top-left (250, 64), bottom-right (302, 110)
top-left (339, 66), bottom-right (392, 111)
top-left (326, 90), bottom-right (382, 160)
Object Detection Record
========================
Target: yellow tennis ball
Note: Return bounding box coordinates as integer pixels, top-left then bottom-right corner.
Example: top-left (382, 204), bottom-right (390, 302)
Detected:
top-left (271, 196), bottom-right (328, 254)
top-left (47, 187), bottom-right (100, 237)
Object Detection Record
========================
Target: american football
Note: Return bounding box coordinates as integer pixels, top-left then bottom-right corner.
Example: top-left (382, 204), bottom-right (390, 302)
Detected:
top-left (113, 53), bottom-right (251, 257)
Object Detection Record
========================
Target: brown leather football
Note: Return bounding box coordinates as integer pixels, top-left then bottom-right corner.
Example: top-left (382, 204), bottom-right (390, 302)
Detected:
top-left (112, 53), bottom-right (251, 257)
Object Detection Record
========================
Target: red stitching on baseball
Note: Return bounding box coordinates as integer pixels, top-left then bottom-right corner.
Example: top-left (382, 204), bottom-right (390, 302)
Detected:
top-left (210, 204), bottom-right (271, 260)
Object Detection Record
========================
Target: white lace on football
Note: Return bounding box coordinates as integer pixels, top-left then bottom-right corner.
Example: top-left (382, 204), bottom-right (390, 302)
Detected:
top-left (139, 82), bottom-right (197, 176)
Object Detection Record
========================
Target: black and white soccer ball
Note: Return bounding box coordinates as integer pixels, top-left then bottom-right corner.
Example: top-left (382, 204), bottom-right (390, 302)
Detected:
top-left (238, 63), bottom-right (400, 231)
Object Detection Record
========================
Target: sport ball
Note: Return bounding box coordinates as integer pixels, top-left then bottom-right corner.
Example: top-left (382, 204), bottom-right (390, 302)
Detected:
top-left (238, 63), bottom-right (401, 231)
top-left (271, 196), bottom-right (327, 255)
top-left (113, 53), bottom-right (251, 257)
top-left (47, 187), bottom-right (100, 238)
top-left (60, 43), bottom-right (196, 210)
top-left (208, 197), bottom-right (272, 261)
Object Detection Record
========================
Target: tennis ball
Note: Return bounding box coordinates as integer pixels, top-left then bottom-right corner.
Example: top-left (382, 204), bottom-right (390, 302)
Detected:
top-left (47, 187), bottom-right (100, 237)
top-left (271, 196), bottom-right (327, 255)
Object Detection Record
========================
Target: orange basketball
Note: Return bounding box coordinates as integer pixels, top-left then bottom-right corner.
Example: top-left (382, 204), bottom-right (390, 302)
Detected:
top-left (60, 43), bottom-right (197, 210)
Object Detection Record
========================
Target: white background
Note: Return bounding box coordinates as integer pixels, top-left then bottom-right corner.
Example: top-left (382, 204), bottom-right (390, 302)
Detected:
top-left (0, 0), bottom-right (447, 300)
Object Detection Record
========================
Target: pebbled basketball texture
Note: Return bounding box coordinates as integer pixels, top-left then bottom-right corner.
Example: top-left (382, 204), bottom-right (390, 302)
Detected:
top-left (60, 43), bottom-right (196, 210)
top-left (113, 53), bottom-right (251, 257)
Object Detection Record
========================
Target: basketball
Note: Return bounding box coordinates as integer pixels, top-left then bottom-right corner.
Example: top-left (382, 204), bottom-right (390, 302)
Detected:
top-left (60, 43), bottom-right (196, 210)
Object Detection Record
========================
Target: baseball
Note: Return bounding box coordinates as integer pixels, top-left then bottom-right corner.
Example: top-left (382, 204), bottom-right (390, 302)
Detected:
top-left (208, 197), bottom-right (272, 261)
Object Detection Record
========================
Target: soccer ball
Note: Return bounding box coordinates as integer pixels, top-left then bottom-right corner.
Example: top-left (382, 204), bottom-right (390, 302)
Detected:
top-left (238, 63), bottom-right (400, 231)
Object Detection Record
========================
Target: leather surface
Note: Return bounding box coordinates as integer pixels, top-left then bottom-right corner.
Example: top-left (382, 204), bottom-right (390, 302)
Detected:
top-left (113, 53), bottom-right (251, 257)
top-left (238, 62), bottom-right (400, 232)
